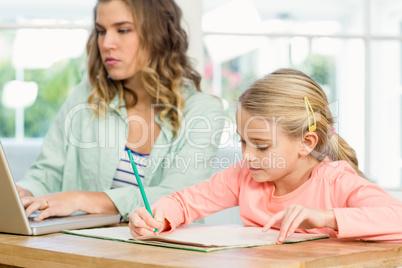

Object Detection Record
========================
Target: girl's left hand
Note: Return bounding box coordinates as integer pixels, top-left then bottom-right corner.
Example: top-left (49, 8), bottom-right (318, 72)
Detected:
top-left (262, 205), bottom-right (338, 244)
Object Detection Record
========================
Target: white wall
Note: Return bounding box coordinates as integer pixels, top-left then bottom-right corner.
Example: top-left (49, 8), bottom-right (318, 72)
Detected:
top-left (176, 0), bottom-right (204, 74)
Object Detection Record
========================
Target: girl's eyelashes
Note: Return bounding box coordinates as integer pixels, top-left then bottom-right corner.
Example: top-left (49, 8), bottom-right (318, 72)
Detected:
top-left (239, 139), bottom-right (269, 151)
top-left (257, 145), bottom-right (269, 151)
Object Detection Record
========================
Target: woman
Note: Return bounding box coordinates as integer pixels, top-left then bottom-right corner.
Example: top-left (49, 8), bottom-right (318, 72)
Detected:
top-left (17, 0), bottom-right (224, 221)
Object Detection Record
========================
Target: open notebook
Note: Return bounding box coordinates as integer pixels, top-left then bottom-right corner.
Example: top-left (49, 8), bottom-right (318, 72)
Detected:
top-left (63, 224), bottom-right (329, 252)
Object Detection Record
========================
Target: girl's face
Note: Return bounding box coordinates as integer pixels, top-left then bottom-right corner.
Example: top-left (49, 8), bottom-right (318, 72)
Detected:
top-left (236, 107), bottom-right (302, 183)
top-left (96, 0), bottom-right (143, 80)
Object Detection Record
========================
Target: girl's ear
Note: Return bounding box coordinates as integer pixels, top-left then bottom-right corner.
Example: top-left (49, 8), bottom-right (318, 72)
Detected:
top-left (299, 132), bottom-right (319, 156)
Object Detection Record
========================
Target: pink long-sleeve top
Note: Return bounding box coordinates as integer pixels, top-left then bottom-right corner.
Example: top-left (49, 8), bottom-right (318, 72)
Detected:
top-left (153, 160), bottom-right (402, 242)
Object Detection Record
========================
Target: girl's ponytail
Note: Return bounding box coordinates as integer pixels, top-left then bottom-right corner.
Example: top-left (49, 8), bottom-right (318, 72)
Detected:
top-left (327, 133), bottom-right (364, 177)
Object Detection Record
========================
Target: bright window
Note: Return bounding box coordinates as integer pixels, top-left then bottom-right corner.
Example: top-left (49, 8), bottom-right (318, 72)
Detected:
top-left (0, 1), bottom-right (93, 140)
top-left (202, 0), bottom-right (402, 189)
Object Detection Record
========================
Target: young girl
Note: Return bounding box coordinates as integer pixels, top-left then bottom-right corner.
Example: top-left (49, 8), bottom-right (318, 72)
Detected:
top-left (129, 68), bottom-right (402, 244)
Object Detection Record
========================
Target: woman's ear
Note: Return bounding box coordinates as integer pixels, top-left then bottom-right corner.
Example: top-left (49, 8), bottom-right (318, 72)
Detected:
top-left (299, 132), bottom-right (319, 156)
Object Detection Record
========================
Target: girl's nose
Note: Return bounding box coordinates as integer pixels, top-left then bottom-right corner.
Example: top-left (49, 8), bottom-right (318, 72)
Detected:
top-left (242, 145), bottom-right (261, 164)
top-left (242, 146), bottom-right (253, 162)
top-left (242, 151), bottom-right (250, 162)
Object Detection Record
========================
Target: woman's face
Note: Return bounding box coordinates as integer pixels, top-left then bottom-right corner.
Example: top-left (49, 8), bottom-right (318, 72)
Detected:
top-left (96, 0), bottom-right (143, 80)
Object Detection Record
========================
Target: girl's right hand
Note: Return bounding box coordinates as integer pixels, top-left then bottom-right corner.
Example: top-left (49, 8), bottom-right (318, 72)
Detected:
top-left (129, 207), bottom-right (166, 238)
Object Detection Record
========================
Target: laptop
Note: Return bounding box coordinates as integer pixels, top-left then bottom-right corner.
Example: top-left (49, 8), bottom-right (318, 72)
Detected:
top-left (0, 141), bottom-right (121, 235)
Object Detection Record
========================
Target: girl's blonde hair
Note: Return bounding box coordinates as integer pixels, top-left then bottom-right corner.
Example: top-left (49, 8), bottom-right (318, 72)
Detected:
top-left (86, 0), bottom-right (201, 136)
top-left (239, 68), bottom-right (364, 177)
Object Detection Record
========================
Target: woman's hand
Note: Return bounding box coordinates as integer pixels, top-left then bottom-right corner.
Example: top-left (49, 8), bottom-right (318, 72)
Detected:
top-left (21, 191), bottom-right (119, 221)
top-left (17, 186), bottom-right (33, 198)
top-left (262, 205), bottom-right (338, 244)
top-left (129, 207), bottom-right (166, 238)
top-left (21, 191), bottom-right (83, 221)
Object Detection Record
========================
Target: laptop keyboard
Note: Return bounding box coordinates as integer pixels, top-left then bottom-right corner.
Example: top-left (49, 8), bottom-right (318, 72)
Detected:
top-left (28, 215), bottom-right (66, 223)
top-left (28, 210), bottom-right (87, 223)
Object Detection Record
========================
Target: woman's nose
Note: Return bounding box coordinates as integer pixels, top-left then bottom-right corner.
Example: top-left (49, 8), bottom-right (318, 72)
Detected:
top-left (101, 32), bottom-right (117, 50)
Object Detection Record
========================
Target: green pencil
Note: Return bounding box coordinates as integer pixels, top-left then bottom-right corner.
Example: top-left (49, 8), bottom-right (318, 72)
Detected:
top-left (127, 149), bottom-right (158, 232)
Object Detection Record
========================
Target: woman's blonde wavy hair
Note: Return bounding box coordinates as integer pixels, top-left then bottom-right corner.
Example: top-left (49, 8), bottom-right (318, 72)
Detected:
top-left (86, 0), bottom-right (201, 136)
top-left (239, 68), bottom-right (364, 177)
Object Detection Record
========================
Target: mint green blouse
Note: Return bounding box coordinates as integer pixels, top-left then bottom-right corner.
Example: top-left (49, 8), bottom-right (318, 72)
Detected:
top-left (17, 79), bottom-right (225, 219)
